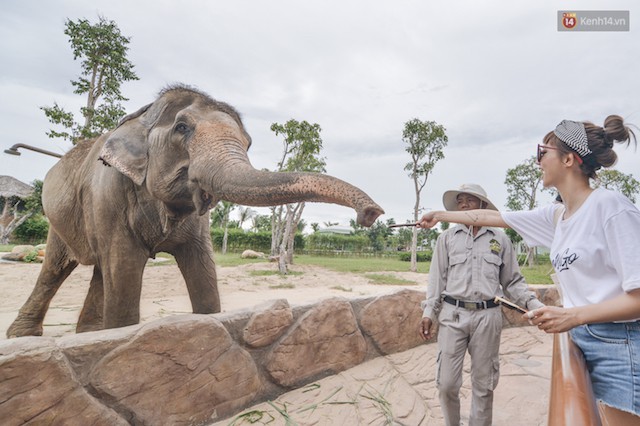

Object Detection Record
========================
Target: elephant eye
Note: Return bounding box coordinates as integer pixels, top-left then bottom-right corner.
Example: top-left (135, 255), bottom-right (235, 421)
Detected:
top-left (174, 122), bottom-right (190, 135)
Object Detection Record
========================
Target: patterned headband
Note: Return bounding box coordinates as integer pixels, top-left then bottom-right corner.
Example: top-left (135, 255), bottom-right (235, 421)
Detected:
top-left (553, 120), bottom-right (592, 157)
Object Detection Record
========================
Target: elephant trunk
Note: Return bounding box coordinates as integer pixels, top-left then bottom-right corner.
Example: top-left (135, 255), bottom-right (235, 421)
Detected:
top-left (191, 157), bottom-right (384, 227)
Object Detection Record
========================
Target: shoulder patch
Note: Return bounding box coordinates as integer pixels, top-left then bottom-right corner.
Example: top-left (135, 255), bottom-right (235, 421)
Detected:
top-left (489, 239), bottom-right (501, 254)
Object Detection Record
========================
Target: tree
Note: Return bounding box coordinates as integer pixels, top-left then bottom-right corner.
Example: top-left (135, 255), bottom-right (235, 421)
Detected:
top-left (593, 169), bottom-right (640, 203)
top-left (41, 16), bottom-right (139, 144)
top-left (251, 214), bottom-right (272, 232)
top-left (237, 206), bottom-right (256, 229)
top-left (504, 156), bottom-right (551, 266)
top-left (0, 179), bottom-right (43, 244)
top-left (270, 119), bottom-right (326, 274)
top-left (403, 119), bottom-right (448, 272)
top-left (211, 201), bottom-right (235, 254)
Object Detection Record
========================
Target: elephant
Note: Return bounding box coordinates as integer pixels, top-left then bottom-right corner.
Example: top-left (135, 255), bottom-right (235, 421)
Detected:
top-left (6, 84), bottom-right (384, 337)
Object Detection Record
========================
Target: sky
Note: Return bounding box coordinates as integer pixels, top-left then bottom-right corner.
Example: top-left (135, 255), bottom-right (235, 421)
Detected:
top-left (1, 0), bottom-right (639, 230)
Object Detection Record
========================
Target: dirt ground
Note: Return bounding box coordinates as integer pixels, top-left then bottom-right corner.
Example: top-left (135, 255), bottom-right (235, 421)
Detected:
top-left (0, 255), bottom-right (424, 339)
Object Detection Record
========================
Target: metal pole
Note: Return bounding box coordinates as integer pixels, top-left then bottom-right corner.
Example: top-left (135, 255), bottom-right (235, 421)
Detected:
top-left (3, 143), bottom-right (63, 158)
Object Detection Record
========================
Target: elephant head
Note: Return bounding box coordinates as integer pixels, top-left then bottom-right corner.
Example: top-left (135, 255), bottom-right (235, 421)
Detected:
top-left (99, 84), bottom-right (384, 226)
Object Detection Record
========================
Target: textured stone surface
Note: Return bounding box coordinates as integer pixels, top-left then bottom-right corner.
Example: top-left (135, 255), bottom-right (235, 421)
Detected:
top-left (0, 286), bottom-right (560, 426)
top-left (359, 289), bottom-right (425, 354)
top-left (243, 299), bottom-right (293, 348)
top-left (0, 338), bottom-right (126, 426)
top-left (265, 298), bottom-right (366, 387)
top-left (89, 315), bottom-right (261, 424)
top-left (217, 327), bottom-right (552, 426)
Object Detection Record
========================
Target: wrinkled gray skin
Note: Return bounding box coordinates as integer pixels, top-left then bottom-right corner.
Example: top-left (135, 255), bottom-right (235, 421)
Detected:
top-left (7, 85), bottom-right (384, 337)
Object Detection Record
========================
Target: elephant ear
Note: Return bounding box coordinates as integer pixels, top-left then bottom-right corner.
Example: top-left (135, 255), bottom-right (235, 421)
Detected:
top-left (99, 103), bottom-right (152, 186)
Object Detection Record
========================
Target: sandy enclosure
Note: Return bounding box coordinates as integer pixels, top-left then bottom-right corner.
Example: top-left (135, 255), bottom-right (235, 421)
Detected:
top-left (0, 256), bottom-right (425, 339)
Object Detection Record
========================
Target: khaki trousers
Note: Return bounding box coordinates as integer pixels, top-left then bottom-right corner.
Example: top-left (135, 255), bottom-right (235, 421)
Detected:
top-left (436, 302), bottom-right (502, 426)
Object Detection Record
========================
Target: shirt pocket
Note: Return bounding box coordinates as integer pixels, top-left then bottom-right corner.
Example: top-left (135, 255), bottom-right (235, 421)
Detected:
top-left (448, 253), bottom-right (468, 283)
top-left (481, 253), bottom-right (502, 283)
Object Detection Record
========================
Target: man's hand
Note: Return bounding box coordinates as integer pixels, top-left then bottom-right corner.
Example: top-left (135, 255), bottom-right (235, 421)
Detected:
top-left (417, 212), bottom-right (439, 229)
top-left (420, 317), bottom-right (435, 340)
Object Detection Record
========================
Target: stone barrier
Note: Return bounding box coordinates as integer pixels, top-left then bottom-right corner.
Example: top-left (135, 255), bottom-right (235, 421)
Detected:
top-left (0, 285), bottom-right (558, 425)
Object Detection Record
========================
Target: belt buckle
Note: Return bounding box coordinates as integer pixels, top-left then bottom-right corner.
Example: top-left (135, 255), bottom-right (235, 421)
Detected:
top-left (463, 302), bottom-right (477, 310)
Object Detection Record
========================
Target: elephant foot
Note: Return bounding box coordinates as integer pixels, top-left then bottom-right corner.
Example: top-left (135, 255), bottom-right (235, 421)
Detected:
top-left (76, 322), bottom-right (104, 333)
top-left (6, 317), bottom-right (43, 338)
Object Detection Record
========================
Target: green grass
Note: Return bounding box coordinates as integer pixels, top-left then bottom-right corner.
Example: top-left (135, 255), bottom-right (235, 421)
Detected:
top-left (520, 263), bottom-right (556, 284)
top-left (250, 270), bottom-right (303, 277)
top-left (364, 273), bottom-right (417, 286)
top-left (293, 254), bottom-right (431, 274)
top-left (1, 245), bottom-right (554, 284)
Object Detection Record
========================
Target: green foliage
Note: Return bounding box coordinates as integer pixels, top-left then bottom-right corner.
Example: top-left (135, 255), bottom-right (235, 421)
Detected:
top-left (306, 233), bottom-right (369, 252)
top-left (210, 229), bottom-right (304, 252)
top-left (23, 180), bottom-right (44, 214)
top-left (403, 119), bottom-right (448, 183)
top-left (13, 214), bottom-right (49, 243)
top-left (270, 119), bottom-right (326, 173)
top-left (41, 16), bottom-right (139, 143)
top-left (505, 228), bottom-right (522, 245)
top-left (594, 169), bottom-right (640, 203)
top-left (23, 250), bottom-right (40, 263)
top-left (251, 214), bottom-right (272, 232)
top-left (504, 156), bottom-right (549, 211)
top-left (398, 251), bottom-right (432, 262)
top-left (211, 201), bottom-right (236, 228)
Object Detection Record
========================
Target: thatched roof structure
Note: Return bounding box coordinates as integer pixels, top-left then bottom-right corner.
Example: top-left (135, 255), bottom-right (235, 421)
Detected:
top-left (0, 175), bottom-right (33, 199)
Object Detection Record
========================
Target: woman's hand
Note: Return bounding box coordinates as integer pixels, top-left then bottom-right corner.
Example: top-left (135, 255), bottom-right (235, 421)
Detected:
top-left (522, 306), bottom-right (582, 333)
top-left (417, 212), bottom-right (439, 229)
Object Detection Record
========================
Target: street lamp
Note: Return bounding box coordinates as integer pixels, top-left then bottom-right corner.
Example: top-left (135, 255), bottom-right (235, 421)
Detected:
top-left (4, 143), bottom-right (63, 158)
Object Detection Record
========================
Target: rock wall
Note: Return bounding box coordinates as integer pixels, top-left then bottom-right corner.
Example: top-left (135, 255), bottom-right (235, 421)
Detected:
top-left (0, 286), bottom-right (558, 426)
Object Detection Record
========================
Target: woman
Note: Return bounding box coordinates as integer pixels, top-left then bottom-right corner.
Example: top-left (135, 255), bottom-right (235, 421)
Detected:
top-left (418, 115), bottom-right (640, 421)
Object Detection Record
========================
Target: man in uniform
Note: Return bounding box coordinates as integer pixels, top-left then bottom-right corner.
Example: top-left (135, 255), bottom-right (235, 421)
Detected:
top-left (419, 183), bottom-right (544, 426)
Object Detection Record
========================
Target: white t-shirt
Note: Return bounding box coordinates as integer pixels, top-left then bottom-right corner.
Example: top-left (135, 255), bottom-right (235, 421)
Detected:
top-left (502, 188), bottom-right (640, 310)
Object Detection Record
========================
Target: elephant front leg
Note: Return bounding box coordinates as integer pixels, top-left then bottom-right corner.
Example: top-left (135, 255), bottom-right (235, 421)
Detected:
top-left (173, 241), bottom-right (221, 314)
top-left (101, 253), bottom-right (148, 330)
top-left (76, 266), bottom-right (104, 333)
top-left (7, 232), bottom-right (78, 337)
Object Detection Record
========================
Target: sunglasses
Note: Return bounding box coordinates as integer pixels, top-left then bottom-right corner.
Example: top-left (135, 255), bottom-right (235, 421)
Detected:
top-left (536, 144), bottom-right (583, 165)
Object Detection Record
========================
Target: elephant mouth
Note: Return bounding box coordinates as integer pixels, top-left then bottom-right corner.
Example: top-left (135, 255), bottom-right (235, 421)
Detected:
top-left (194, 186), bottom-right (214, 215)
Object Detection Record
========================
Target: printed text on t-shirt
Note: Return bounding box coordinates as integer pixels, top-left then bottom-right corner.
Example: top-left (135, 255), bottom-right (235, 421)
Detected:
top-left (552, 248), bottom-right (579, 272)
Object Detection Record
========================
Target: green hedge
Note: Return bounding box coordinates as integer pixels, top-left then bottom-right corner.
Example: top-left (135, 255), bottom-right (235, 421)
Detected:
top-left (13, 214), bottom-right (49, 244)
top-left (397, 251), bottom-right (432, 262)
top-left (210, 229), bottom-right (305, 252)
top-left (305, 233), bottom-right (370, 252)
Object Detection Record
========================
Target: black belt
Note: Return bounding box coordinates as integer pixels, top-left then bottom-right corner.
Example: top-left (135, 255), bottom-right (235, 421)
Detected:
top-left (443, 295), bottom-right (499, 310)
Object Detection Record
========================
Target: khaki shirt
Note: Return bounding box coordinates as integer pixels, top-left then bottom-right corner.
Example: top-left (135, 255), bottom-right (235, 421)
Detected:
top-left (422, 224), bottom-right (543, 320)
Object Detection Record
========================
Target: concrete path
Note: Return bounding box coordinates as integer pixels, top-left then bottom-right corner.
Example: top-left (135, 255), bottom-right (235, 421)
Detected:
top-left (213, 326), bottom-right (553, 425)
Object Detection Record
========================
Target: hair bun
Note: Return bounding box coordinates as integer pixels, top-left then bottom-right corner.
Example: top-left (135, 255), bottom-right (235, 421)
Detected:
top-left (601, 128), bottom-right (614, 148)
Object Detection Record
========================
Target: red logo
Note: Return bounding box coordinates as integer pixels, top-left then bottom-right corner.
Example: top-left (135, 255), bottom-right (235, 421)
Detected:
top-left (562, 12), bottom-right (577, 29)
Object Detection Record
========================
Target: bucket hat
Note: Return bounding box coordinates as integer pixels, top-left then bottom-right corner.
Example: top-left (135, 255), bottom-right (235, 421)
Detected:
top-left (442, 183), bottom-right (498, 211)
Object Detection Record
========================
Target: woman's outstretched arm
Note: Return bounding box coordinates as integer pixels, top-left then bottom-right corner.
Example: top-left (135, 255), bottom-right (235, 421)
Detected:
top-left (417, 209), bottom-right (508, 229)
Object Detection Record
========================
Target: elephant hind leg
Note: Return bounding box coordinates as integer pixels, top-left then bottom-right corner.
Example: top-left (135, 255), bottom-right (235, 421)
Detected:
top-left (76, 266), bottom-right (104, 333)
top-left (6, 231), bottom-right (78, 338)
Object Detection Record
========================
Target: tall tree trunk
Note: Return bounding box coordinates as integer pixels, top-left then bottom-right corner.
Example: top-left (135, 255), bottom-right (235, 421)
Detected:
top-left (277, 205), bottom-right (295, 274)
top-left (270, 206), bottom-right (283, 257)
top-left (410, 185), bottom-right (421, 272)
top-left (0, 211), bottom-right (33, 245)
top-left (222, 225), bottom-right (229, 255)
top-left (285, 202), bottom-right (305, 264)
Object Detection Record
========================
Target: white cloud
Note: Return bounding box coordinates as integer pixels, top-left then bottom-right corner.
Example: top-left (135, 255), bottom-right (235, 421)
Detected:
top-left (1, 0), bottom-right (639, 230)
